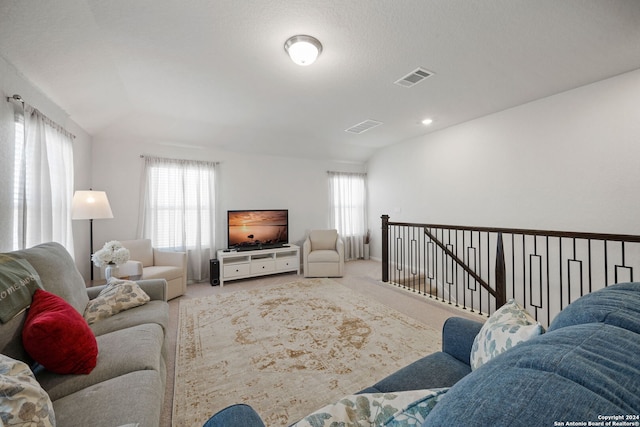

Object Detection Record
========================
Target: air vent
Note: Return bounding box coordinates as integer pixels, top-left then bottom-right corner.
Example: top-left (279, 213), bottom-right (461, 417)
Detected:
top-left (394, 67), bottom-right (434, 88)
top-left (345, 119), bottom-right (383, 134)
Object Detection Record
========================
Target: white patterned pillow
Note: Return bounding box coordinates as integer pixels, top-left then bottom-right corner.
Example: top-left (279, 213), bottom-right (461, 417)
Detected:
top-left (0, 354), bottom-right (55, 427)
top-left (83, 279), bottom-right (150, 324)
top-left (470, 299), bottom-right (544, 370)
top-left (292, 388), bottom-right (449, 427)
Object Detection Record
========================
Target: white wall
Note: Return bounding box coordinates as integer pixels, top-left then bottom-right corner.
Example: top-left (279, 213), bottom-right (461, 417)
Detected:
top-left (0, 55), bottom-right (93, 276)
top-left (90, 134), bottom-right (365, 255)
top-left (367, 69), bottom-right (640, 259)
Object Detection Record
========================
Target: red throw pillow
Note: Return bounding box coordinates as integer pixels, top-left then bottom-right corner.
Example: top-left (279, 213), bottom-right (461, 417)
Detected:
top-left (22, 289), bottom-right (98, 374)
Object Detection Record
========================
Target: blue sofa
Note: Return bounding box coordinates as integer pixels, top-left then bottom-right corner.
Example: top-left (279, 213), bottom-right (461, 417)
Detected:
top-left (204, 282), bottom-right (640, 426)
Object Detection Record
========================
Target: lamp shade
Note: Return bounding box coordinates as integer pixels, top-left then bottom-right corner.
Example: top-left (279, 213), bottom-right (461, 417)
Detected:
top-left (71, 191), bottom-right (113, 220)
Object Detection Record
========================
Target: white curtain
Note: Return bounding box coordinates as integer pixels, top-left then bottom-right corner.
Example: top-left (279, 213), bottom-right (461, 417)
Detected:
top-left (138, 156), bottom-right (216, 283)
top-left (328, 171), bottom-right (368, 260)
top-left (12, 105), bottom-right (74, 252)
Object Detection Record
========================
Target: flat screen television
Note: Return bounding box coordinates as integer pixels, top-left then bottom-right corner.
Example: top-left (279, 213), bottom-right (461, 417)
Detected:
top-left (227, 209), bottom-right (289, 250)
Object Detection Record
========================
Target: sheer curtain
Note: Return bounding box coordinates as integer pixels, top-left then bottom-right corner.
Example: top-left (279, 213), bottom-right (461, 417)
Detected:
top-left (328, 171), bottom-right (368, 260)
top-left (12, 105), bottom-right (74, 252)
top-left (138, 156), bottom-right (216, 283)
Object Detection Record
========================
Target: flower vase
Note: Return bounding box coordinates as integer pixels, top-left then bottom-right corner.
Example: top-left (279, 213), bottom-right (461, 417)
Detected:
top-left (105, 264), bottom-right (120, 280)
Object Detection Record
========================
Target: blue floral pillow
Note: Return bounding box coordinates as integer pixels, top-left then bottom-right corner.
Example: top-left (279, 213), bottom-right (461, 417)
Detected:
top-left (292, 388), bottom-right (449, 427)
top-left (83, 279), bottom-right (150, 324)
top-left (470, 299), bottom-right (544, 370)
top-left (0, 354), bottom-right (55, 427)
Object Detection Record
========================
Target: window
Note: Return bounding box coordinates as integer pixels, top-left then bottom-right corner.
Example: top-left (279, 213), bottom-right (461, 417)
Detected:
top-left (139, 156), bottom-right (216, 281)
top-left (328, 171), bottom-right (368, 260)
top-left (11, 105), bottom-right (74, 252)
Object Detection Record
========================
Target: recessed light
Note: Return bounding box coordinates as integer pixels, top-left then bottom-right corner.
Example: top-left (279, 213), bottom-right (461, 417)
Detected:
top-left (421, 118), bottom-right (434, 126)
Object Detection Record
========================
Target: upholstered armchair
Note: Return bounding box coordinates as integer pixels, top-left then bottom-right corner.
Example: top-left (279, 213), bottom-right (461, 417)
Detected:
top-left (119, 239), bottom-right (187, 300)
top-left (303, 229), bottom-right (344, 278)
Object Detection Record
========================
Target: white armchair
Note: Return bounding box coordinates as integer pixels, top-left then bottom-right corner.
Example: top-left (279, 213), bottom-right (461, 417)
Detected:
top-left (119, 239), bottom-right (187, 300)
top-left (303, 229), bottom-right (344, 278)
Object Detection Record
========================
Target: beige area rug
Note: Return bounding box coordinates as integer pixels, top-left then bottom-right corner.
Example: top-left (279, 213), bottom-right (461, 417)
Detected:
top-left (172, 278), bottom-right (442, 427)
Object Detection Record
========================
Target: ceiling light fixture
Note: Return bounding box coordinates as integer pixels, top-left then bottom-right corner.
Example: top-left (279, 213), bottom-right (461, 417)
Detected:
top-left (284, 35), bottom-right (322, 66)
top-left (421, 118), bottom-right (434, 126)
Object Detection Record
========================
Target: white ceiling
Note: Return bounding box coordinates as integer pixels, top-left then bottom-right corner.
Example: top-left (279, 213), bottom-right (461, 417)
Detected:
top-left (1, 0), bottom-right (640, 163)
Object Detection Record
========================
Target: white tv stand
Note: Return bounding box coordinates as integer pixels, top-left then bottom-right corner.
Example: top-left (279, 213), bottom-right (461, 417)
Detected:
top-left (216, 244), bottom-right (300, 286)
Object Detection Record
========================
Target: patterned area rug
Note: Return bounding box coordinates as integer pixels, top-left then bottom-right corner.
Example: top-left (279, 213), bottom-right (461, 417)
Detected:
top-left (172, 278), bottom-right (442, 427)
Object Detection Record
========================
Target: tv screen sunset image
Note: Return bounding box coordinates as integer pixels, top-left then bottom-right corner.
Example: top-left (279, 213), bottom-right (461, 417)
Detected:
top-left (228, 210), bottom-right (288, 247)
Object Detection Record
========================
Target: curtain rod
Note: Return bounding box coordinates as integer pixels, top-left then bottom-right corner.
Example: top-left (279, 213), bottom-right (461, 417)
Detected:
top-left (6, 94), bottom-right (24, 103)
top-left (6, 93), bottom-right (76, 139)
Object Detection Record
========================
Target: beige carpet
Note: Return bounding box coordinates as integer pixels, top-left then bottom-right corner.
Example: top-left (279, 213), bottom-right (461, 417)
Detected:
top-left (172, 277), bottom-right (442, 427)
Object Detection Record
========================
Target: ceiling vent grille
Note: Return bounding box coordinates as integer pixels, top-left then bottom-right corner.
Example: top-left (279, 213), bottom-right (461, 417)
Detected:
top-left (394, 67), bottom-right (434, 87)
top-left (345, 119), bottom-right (383, 134)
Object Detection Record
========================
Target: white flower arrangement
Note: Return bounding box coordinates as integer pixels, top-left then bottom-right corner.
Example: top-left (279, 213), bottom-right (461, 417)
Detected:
top-left (92, 240), bottom-right (130, 267)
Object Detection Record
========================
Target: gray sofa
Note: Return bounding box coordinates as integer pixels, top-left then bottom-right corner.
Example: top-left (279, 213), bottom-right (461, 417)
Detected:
top-left (1, 242), bottom-right (169, 427)
top-left (204, 282), bottom-right (640, 426)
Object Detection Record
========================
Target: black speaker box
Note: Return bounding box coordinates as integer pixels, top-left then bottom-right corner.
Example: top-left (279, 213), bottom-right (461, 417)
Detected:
top-left (210, 259), bottom-right (220, 286)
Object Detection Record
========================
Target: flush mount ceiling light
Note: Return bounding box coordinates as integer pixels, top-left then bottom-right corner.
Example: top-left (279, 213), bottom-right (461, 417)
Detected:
top-left (421, 118), bottom-right (434, 126)
top-left (284, 35), bottom-right (322, 66)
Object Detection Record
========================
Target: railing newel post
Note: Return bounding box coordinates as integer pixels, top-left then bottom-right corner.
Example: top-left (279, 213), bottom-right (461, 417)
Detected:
top-left (495, 232), bottom-right (507, 309)
top-left (381, 215), bottom-right (389, 282)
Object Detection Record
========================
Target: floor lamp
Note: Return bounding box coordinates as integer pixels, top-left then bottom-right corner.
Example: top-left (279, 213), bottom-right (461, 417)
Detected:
top-left (71, 190), bottom-right (114, 280)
